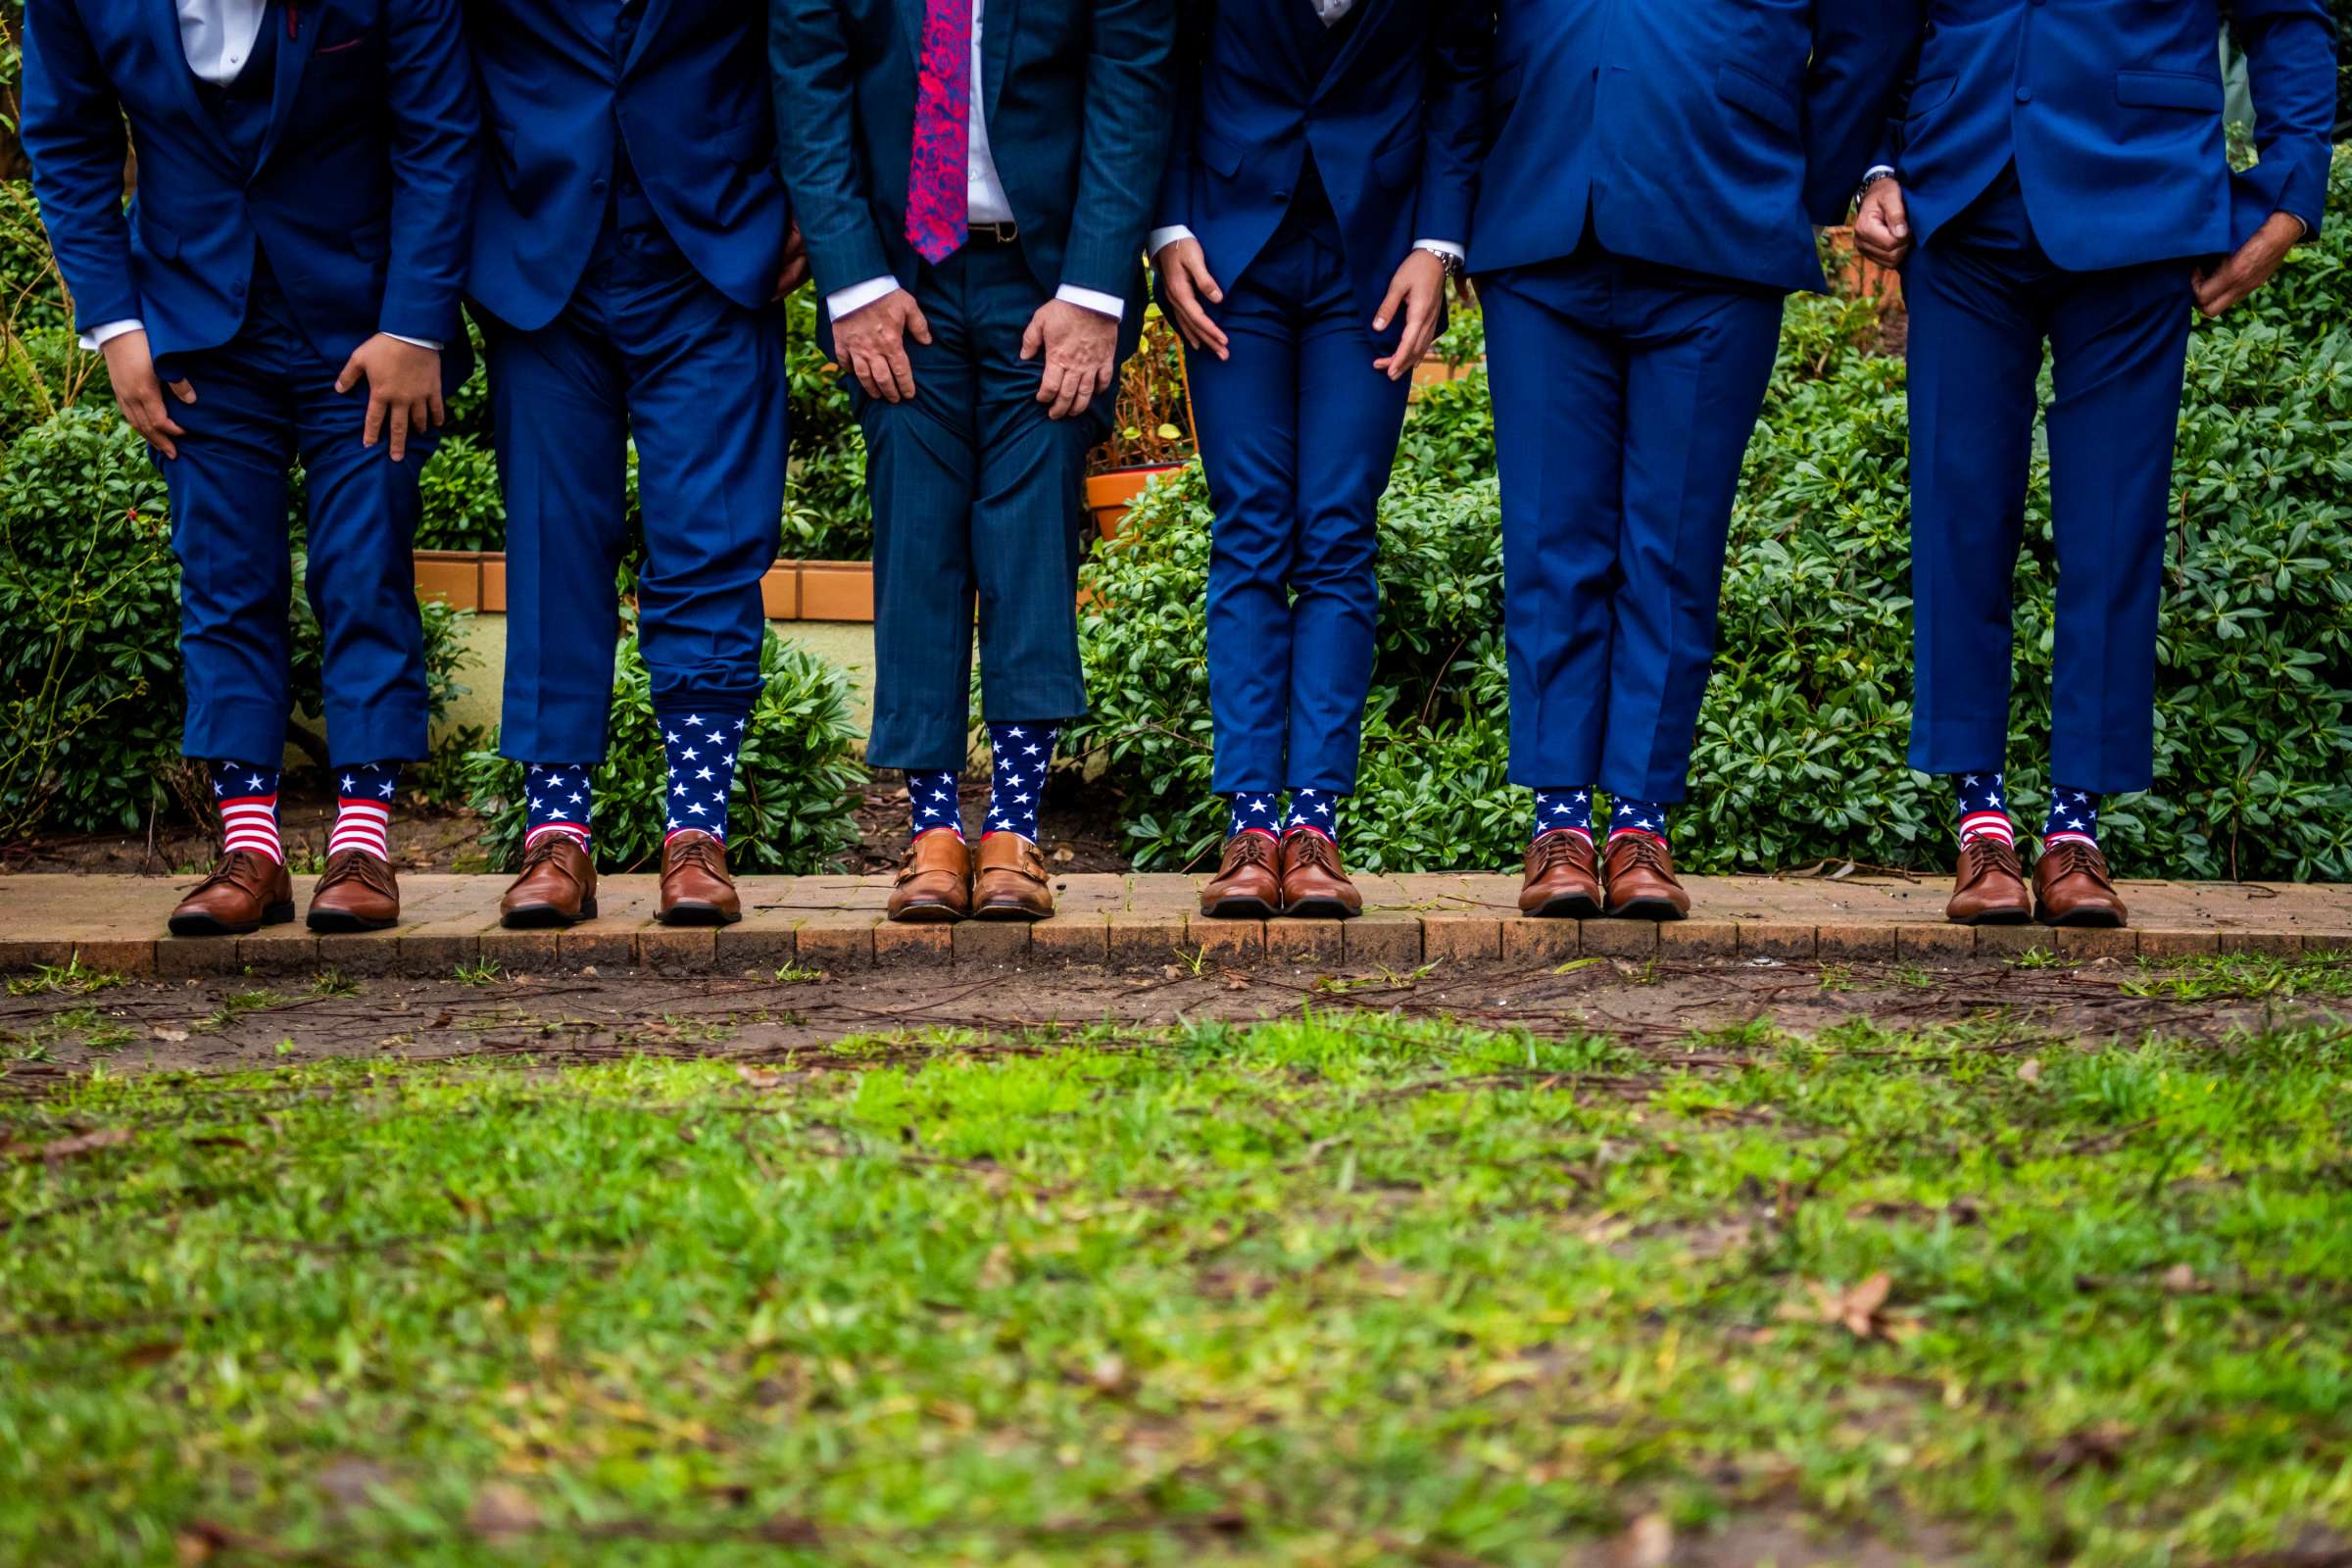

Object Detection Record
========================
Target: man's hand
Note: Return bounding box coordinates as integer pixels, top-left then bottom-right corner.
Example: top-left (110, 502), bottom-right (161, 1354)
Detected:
top-left (1021, 297), bottom-right (1118, 420)
top-left (1853, 177), bottom-right (1911, 269)
top-left (334, 335), bottom-right (444, 463)
top-left (2194, 212), bottom-right (2304, 318)
top-left (772, 223), bottom-right (810, 301)
top-left (100, 328), bottom-right (195, 460)
top-left (1154, 236), bottom-right (1228, 361)
top-left (835, 288), bottom-right (933, 402)
top-left (1372, 249), bottom-right (1447, 380)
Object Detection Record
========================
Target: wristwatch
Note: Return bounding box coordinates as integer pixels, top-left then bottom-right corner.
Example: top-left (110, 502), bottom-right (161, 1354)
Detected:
top-left (1416, 245), bottom-right (1465, 278)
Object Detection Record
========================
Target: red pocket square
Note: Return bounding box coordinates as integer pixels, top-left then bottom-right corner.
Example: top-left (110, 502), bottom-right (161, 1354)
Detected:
top-left (317, 36), bottom-right (366, 54)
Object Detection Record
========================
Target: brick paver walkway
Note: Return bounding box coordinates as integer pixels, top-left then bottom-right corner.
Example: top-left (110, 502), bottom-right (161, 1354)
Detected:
top-left (4, 874), bottom-right (2348, 977)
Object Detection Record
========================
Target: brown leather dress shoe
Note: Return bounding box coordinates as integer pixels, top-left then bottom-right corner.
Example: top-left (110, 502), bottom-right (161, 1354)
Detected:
top-left (1200, 833), bottom-right (1282, 918)
top-left (1944, 836), bottom-right (2032, 925)
top-left (2034, 841), bottom-right (2128, 928)
top-left (169, 851), bottom-right (295, 937)
top-left (973, 832), bottom-right (1055, 921)
top-left (658, 830), bottom-right (742, 926)
top-left (1279, 829), bottom-right (1361, 919)
top-left (307, 851), bottom-right (400, 932)
top-left (1520, 829), bottom-right (1602, 919)
top-left (499, 833), bottom-right (599, 928)
top-left (888, 830), bottom-right (971, 922)
top-left (1601, 833), bottom-right (1690, 920)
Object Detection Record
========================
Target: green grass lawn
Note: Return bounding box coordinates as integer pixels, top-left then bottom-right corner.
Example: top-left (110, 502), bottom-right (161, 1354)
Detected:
top-left (5, 1013), bottom-right (2350, 1566)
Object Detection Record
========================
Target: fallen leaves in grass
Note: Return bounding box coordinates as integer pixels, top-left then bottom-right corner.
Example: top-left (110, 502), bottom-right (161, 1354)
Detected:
top-left (4, 1127), bottom-right (130, 1161)
top-left (1779, 1271), bottom-right (1921, 1343)
top-left (466, 1482), bottom-right (542, 1538)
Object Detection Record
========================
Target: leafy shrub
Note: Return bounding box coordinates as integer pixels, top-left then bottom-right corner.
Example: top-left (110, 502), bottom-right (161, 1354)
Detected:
top-left (461, 626), bottom-right (865, 874)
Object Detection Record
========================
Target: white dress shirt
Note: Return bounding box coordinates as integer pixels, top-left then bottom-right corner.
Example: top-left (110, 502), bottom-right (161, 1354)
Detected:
top-left (82, 0), bottom-right (439, 353)
top-left (825, 0), bottom-right (1128, 322)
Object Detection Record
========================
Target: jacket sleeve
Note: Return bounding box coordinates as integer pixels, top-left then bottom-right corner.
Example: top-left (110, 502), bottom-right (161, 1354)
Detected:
top-left (379, 0), bottom-right (482, 345)
top-left (1060, 0), bottom-right (1177, 301)
top-left (18, 0), bottom-right (144, 335)
top-left (1152, 0), bottom-right (1210, 234)
top-left (1802, 0), bottom-right (1922, 224)
top-left (1413, 0), bottom-right (1491, 245)
top-left (771, 0), bottom-right (898, 298)
top-left (2229, 0), bottom-right (2336, 241)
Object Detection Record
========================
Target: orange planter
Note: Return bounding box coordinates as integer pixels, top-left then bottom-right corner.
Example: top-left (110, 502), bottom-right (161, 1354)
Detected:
top-left (1086, 464), bottom-right (1186, 540)
top-left (414, 550), bottom-right (878, 623)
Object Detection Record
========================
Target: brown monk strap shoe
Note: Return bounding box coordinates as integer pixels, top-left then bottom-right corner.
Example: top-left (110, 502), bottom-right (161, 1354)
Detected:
top-left (499, 832), bottom-right (598, 928)
top-left (1601, 832), bottom-right (1690, 921)
top-left (307, 851), bottom-right (400, 932)
top-left (1520, 829), bottom-right (1602, 919)
top-left (1200, 832), bottom-right (1281, 919)
top-left (1944, 835), bottom-right (2032, 926)
top-left (888, 829), bottom-right (971, 922)
top-left (2034, 840), bottom-right (2128, 928)
top-left (169, 850), bottom-right (295, 937)
top-left (658, 830), bottom-right (741, 926)
top-left (973, 832), bottom-right (1055, 921)
top-left (1278, 828), bottom-right (1361, 919)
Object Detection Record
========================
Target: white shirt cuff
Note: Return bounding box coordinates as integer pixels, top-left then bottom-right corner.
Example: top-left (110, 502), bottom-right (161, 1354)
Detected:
top-left (827, 275), bottom-right (904, 321)
top-left (1411, 239), bottom-right (1465, 262)
top-left (80, 318), bottom-right (144, 351)
top-left (384, 333), bottom-right (442, 352)
top-left (1863, 165), bottom-right (1897, 184)
top-left (1148, 224), bottom-right (1196, 258)
top-left (1055, 284), bottom-right (1125, 321)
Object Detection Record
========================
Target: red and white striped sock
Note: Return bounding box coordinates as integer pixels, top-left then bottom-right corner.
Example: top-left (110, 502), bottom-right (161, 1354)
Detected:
top-left (525, 821), bottom-right (592, 852)
top-left (326, 761), bottom-right (402, 861)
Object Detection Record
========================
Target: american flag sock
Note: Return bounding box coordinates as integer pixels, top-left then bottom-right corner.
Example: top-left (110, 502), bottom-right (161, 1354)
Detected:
top-left (327, 761), bottom-right (402, 861)
top-left (1227, 791), bottom-right (1281, 840)
top-left (982, 721), bottom-right (1057, 843)
top-left (907, 770), bottom-right (964, 840)
top-left (1952, 770), bottom-right (2015, 849)
top-left (1608, 796), bottom-right (1669, 845)
top-left (211, 760), bottom-right (283, 863)
top-left (523, 762), bottom-right (596, 852)
top-left (2042, 786), bottom-right (2100, 850)
top-left (659, 705), bottom-right (748, 845)
top-left (1532, 788), bottom-right (1595, 846)
top-left (1285, 787), bottom-right (1340, 846)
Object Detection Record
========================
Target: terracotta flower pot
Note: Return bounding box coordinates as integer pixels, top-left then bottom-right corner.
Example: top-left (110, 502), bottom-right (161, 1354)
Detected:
top-left (1085, 464), bottom-right (1186, 541)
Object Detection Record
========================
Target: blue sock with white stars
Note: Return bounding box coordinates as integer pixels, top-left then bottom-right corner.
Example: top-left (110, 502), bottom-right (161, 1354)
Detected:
top-left (908, 770), bottom-right (963, 840)
top-left (1532, 788), bottom-right (1594, 845)
top-left (1952, 770), bottom-right (2015, 848)
top-left (2042, 786), bottom-right (2100, 850)
top-left (327, 761), bottom-right (402, 861)
top-left (524, 763), bottom-right (596, 851)
top-left (982, 722), bottom-right (1057, 842)
top-left (211, 760), bottom-right (283, 863)
top-left (1227, 791), bottom-right (1281, 840)
top-left (659, 706), bottom-right (748, 844)
top-left (1608, 796), bottom-right (1669, 844)
top-left (1285, 787), bottom-right (1340, 845)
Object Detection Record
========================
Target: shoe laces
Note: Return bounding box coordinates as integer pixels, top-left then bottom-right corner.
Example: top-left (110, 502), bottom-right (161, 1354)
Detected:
top-left (1609, 832), bottom-right (1672, 876)
top-left (1960, 835), bottom-right (2026, 885)
top-left (192, 850), bottom-right (273, 896)
top-left (318, 850), bottom-right (393, 894)
top-left (2039, 840), bottom-right (2110, 886)
top-left (1285, 828), bottom-right (1340, 873)
top-left (1530, 831), bottom-right (1593, 876)
top-left (669, 834), bottom-right (726, 876)
top-left (1224, 833), bottom-right (1277, 872)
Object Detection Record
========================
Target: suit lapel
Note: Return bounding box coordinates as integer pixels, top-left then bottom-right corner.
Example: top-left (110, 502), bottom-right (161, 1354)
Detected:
top-left (1313, 0), bottom-right (1382, 97)
top-left (146, 0), bottom-right (238, 165)
top-left (255, 0), bottom-right (321, 172)
top-left (982, 0), bottom-right (1017, 120)
top-left (895, 0), bottom-right (924, 73)
top-left (622, 0), bottom-right (680, 74)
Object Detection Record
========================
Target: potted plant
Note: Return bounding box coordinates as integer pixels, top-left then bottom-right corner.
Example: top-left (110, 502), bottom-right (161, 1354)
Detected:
top-left (1085, 302), bottom-right (1197, 539)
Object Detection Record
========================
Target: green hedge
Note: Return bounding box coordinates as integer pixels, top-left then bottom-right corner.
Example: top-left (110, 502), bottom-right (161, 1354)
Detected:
top-left (460, 628), bottom-right (865, 875)
top-left (1071, 153), bottom-right (2352, 881)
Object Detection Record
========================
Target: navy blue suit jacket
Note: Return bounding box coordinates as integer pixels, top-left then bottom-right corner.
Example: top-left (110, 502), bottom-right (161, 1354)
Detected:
top-left (21, 0), bottom-right (479, 368)
top-left (1467, 0), bottom-right (1917, 293)
top-left (466, 0), bottom-right (793, 331)
top-left (1886, 0), bottom-right (2335, 271)
top-left (1154, 0), bottom-right (1488, 333)
top-left (771, 0), bottom-right (1175, 350)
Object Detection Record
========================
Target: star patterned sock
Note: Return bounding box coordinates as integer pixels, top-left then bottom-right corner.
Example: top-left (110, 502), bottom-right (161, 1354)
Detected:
top-left (2042, 785), bottom-right (2100, 850)
top-left (523, 762), bottom-right (596, 851)
top-left (1285, 787), bottom-right (1340, 846)
top-left (906, 770), bottom-right (964, 840)
top-left (659, 706), bottom-right (748, 844)
top-left (327, 761), bottom-right (402, 861)
top-left (982, 721), bottom-right (1057, 842)
top-left (211, 760), bottom-right (283, 863)
top-left (1608, 796), bottom-right (1669, 844)
top-left (1952, 770), bottom-right (2014, 848)
top-left (1227, 791), bottom-right (1281, 840)
top-left (1532, 787), bottom-right (1594, 845)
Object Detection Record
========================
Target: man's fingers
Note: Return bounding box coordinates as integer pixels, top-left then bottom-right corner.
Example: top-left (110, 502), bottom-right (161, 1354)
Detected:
top-left (387, 404), bottom-right (410, 465)
top-left (1019, 315), bottom-right (1044, 361)
top-left (334, 351), bottom-right (365, 396)
top-left (168, 379), bottom-right (197, 405)
top-left (904, 299), bottom-right (933, 346)
top-left (886, 342), bottom-right (917, 401)
top-left (363, 390), bottom-right (386, 449)
top-left (1186, 255), bottom-right (1224, 305)
top-left (1095, 360), bottom-right (1113, 394)
top-left (1035, 360), bottom-right (1064, 408)
top-left (430, 390), bottom-right (448, 427)
top-left (1372, 277), bottom-right (1409, 333)
top-left (849, 350), bottom-right (885, 401)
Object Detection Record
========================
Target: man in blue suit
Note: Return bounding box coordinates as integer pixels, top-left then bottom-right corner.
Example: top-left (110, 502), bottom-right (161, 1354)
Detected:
top-left (1156, 0), bottom-right (1488, 924)
top-left (773, 0), bottom-right (1172, 925)
top-left (21, 0), bottom-right (478, 939)
top-left (1474, 0), bottom-right (1914, 923)
top-left (1852, 1), bottom-right (2335, 930)
top-left (467, 0), bottom-right (802, 933)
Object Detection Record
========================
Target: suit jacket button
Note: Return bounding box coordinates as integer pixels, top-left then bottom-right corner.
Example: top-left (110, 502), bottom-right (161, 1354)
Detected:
top-left (2015, 86), bottom-right (2034, 104)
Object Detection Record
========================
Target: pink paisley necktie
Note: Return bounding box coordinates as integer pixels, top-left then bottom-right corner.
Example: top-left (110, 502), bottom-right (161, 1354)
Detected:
top-left (906, 0), bottom-right (972, 264)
